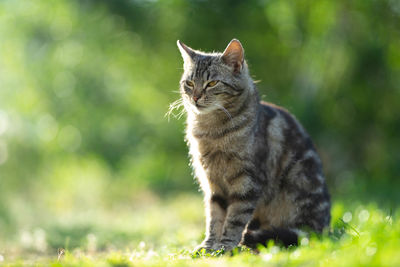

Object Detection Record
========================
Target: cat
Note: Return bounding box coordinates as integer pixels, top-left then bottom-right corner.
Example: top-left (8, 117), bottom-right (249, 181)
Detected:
top-left (175, 39), bottom-right (331, 252)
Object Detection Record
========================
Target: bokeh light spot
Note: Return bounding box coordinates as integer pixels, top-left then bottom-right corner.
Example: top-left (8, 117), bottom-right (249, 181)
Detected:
top-left (262, 253), bottom-right (273, 261)
top-left (358, 210), bottom-right (370, 222)
top-left (343, 212), bottom-right (352, 223)
top-left (300, 237), bottom-right (309, 246)
top-left (55, 41), bottom-right (83, 67)
top-left (58, 125), bottom-right (82, 152)
top-left (365, 245), bottom-right (377, 256)
top-left (0, 110), bottom-right (9, 136)
top-left (37, 114), bottom-right (59, 142)
top-left (53, 71), bottom-right (76, 98)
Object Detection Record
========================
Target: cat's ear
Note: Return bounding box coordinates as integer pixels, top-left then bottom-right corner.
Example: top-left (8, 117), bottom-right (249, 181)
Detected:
top-left (177, 40), bottom-right (196, 64)
top-left (221, 39), bottom-right (244, 74)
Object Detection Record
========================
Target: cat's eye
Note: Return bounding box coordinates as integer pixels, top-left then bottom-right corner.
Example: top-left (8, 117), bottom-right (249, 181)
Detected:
top-left (206, 80), bottom-right (219, 88)
top-left (185, 80), bottom-right (194, 87)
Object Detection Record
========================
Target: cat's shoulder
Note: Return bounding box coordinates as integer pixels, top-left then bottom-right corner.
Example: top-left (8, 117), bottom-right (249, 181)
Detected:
top-left (259, 101), bottom-right (292, 119)
top-left (259, 101), bottom-right (306, 133)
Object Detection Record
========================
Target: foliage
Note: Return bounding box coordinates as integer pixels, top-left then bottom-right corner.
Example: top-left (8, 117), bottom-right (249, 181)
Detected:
top-left (0, 0), bottom-right (399, 265)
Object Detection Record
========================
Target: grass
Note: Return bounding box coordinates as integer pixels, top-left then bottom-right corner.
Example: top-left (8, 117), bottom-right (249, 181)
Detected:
top-left (0, 194), bottom-right (399, 267)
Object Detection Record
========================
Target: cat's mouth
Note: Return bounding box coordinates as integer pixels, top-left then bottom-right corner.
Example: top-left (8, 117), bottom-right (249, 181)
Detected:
top-left (195, 103), bottom-right (206, 109)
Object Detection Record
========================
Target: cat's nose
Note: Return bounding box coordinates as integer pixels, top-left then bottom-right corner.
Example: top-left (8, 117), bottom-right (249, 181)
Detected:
top-left (193, 95), bottom-right (199, 103)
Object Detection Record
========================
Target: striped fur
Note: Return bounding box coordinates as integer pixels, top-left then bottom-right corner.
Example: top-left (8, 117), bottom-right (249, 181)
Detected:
top-left (176, 39), bottom-right (331, 252)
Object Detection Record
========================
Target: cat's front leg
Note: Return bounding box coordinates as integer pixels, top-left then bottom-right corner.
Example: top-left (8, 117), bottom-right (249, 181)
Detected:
top-left (194, 193), bottom-right (227, 252)
top-left (213, 186), bottom-right (260, 251)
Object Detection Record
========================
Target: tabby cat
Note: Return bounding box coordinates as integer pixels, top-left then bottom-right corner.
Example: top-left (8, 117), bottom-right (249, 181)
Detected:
top-left (175, 39), bottom-right (330, 252)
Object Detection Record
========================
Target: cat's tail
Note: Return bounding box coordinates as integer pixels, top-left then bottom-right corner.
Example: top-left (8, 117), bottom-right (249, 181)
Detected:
top-left (241, 228), bottom-right (299, 248)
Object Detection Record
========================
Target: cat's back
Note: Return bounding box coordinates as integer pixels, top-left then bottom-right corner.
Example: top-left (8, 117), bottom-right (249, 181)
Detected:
top-left (258, 101), bottom-right (317, 159)
top-left (256, 101), bottom-right (327, 193)
top-left (254, 101), bottom-right (330, 231)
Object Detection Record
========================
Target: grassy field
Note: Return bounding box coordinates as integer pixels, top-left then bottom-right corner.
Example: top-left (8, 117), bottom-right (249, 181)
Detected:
top-left (1, 194), bottom-right (399, 267)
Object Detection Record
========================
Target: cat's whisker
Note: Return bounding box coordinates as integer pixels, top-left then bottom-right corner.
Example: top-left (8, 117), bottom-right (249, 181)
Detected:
top-left (166, 98), bottom-right (185, 121)
top-left (177, 108), bottom-right (186, 119)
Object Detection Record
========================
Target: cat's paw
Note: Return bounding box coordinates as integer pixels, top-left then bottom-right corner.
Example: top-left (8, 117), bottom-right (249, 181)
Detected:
top-left (211, 243), bottom-right (235, 252)
top-left (193, 243), bottom-right (213, 254)
top-left (194, 238), bottom-right (218, 252)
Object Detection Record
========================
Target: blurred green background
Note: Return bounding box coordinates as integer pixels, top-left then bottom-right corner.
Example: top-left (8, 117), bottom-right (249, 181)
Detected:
top-left (0, 0), bottom-right (399, 257)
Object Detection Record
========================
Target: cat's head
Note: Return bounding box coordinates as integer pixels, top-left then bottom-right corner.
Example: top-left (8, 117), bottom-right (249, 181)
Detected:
top-left (177, 39), bottom-right (253, 115)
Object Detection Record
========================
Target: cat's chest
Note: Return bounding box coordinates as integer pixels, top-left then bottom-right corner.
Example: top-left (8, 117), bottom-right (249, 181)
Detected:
top-left (190, 136), bottom-right (252, 182)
